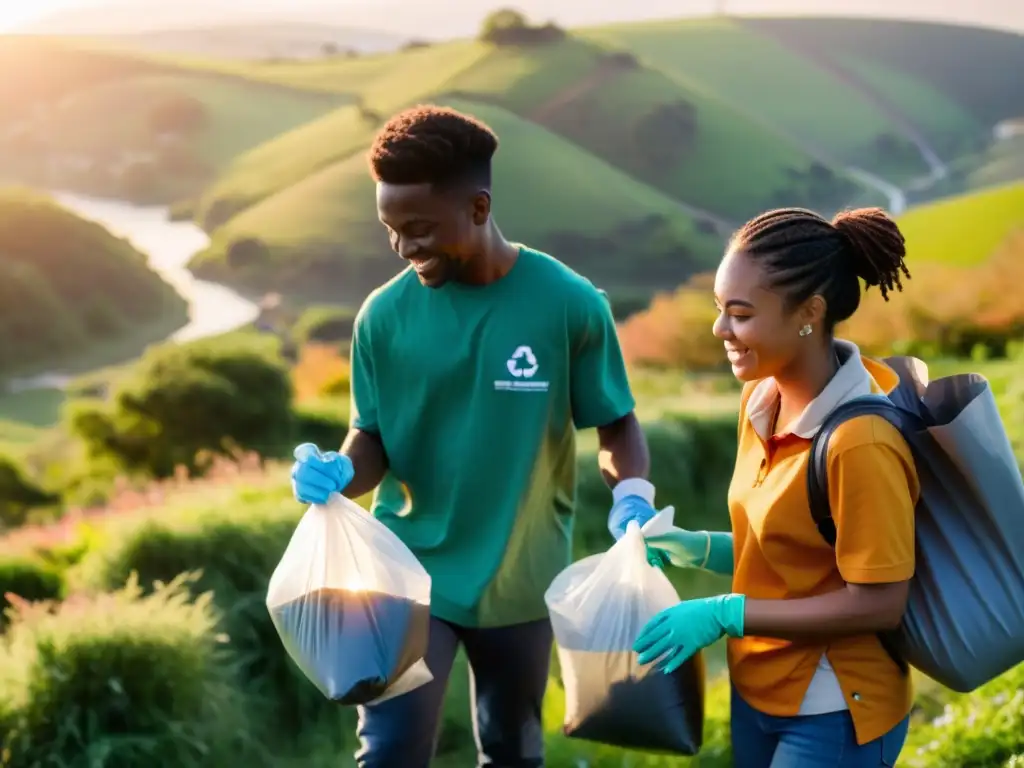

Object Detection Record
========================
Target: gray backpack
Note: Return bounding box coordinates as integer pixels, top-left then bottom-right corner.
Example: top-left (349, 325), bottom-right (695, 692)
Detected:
top-left (807, 355), bottom-right (1024, 692)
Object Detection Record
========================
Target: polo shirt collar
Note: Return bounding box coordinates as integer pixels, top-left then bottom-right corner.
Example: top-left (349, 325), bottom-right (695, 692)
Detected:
top-left (746, 339), bottom-right (876, 441)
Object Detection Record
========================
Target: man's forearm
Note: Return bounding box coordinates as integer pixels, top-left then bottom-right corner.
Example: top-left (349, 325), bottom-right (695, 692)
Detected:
top-left (596, 412), bottom-right (650, 489)
top-left (340, 428), bottom-right (388, 499)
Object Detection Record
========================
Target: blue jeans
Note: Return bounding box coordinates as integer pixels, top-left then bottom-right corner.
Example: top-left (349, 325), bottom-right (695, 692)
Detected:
top-left (354, 615), bottom-right (553, 768)
top-left (731, 686), bottom-right (910, 767)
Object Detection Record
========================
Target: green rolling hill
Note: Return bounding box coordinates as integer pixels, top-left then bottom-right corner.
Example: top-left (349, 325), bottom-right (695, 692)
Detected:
top-left (0, 188), bottom-right (188, 375)
top-left (2, 15), bottom-right (1023, 306)
top-left (895, 180), bottom-right (1024, 267)
top-left (189, 97), bottom-right (724, 303)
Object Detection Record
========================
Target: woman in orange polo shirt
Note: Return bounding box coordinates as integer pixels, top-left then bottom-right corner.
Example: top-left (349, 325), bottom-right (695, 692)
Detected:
top-left (634, 206), bottom-right (917, 767)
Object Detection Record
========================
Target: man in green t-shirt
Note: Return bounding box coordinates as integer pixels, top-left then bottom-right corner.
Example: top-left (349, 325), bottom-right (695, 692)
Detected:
top-left (290, 105), bottom-right (658, 767)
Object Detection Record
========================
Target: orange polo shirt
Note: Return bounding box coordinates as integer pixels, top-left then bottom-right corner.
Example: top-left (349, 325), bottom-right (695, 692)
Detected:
top-left (727, 342), bottom-right (919, 746)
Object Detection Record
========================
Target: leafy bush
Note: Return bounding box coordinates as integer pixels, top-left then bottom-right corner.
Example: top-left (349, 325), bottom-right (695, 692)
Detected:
top-left (903, 664), bottom-right (1024, 767)
top-left (73, 487), bottom-right (342, 744)
top-left (0, 453), bottom-right (59, 529)
top-left (0, 573), bottom-right (259, 767)
top-left (292, 401), bottom-right (348, 448)
top-left (478, 8), bottom-right (566, 45)
top-left (621, 230), bottom-right (1024, 369)
top-left (573, 410), bottom-right (737, 556)
top-left (842, 229), bottom-right (1024, 358)
top-left (617, 273), bottom-right (724, 372)
top-left (68, 333), bottom-right (294, 478)
top-left (291, 304), bottom-right (357, 346)
top-left (291, 342), bottom-right (351, 402)
top-left (0, 556), bottom-right (65, 626)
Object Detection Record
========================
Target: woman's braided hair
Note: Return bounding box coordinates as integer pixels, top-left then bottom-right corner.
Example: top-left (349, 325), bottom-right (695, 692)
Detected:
top-left (728, 207), bottom-right (911, 330)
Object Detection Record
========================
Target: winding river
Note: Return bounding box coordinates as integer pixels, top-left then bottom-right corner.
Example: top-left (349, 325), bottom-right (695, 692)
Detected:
top-left (7, 191), bottom-right (261, 392)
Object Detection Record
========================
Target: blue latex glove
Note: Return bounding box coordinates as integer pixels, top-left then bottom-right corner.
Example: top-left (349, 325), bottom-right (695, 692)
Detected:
top-left (633, 594), bottom-right (746, 674)
top-left (290, 442), bottom-right (354, 505)
top-left (607, 478), bottom-right (658, 540)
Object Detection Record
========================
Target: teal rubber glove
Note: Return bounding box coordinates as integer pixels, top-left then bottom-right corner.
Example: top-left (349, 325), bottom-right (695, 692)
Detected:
top-left (633, 594), bottom-right (746, 674)
top-left (645, 529), bottom-right (735, 575)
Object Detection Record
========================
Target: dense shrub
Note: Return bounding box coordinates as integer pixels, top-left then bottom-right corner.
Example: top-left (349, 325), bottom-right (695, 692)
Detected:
top-left (617, 272), bottom-right (724, 372)
top-left (903, 664), bottom-right (1024, 767)
top-left (842, 229), bottom-right (1024, 358)
top-left (0, 574), bottom-right (259, 767)
top-left (478, 8), bottom-right (566, 46)
top-left (291, 342), bottom-right (351, 402)
top-left (73, 487), bottom-right (342, 744)
top-left (0, 454), bottom-right (59, 529)
top-left (291, 304), bottom-right (357, 346)
top-left (68, 333), bottom-right (294, 477)
top-left (573, 410), bottom-right (737, 556)
top-left (292, 402), bottom-right (348, 448)
top-left (0, 556), bottom-right (65, 626)
top-left (620, 230), bottom-right (1024, 369)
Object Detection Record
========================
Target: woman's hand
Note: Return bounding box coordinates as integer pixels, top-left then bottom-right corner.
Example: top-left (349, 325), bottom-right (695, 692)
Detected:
top-left (633, 594), bottom-right (746, 673)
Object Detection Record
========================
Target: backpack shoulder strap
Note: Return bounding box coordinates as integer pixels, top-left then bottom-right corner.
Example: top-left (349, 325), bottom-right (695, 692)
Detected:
top-left (806, 395), bottom-right (904, 547)
top-left (805, 394), bottom-right (910, 676)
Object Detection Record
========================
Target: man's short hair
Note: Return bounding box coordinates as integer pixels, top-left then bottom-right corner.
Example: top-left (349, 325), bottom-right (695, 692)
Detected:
top-left (368, 104), bottom-right (499, 189)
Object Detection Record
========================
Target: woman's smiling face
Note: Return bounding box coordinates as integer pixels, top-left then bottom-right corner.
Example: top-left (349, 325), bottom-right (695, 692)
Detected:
top-left (712, 249), bottom-right (810, 382)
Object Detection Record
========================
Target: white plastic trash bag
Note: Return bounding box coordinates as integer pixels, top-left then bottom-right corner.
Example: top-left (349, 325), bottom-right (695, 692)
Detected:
top-left (545, 508), bottom-right (705, 755)
top-left (266, 492), bottom-right (433, 706)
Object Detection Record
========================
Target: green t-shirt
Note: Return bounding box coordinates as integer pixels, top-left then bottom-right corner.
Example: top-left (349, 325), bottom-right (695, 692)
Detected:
top-left (348, 246), bottom-right (635, 627)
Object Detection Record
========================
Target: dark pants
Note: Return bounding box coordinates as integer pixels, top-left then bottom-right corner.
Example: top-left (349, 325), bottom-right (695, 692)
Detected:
top-left (354, 615), bottom-right (553, 768)
top-left (731, 686), bottom-right (909, 767)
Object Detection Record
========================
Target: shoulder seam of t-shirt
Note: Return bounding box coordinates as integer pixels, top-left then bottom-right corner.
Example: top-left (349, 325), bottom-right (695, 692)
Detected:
top-left (826, 416), bottom-right (907, 457)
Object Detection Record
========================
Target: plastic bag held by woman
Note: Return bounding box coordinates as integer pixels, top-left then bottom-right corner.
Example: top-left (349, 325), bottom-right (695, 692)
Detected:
top-left (266, 491), bottom-right (433, 706)
top-left (544, 507), bottom-right (705, 755)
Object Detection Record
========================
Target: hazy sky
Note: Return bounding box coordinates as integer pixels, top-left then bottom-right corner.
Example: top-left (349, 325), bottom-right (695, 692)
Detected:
top-left (4, 0), bottom-right (1023, 37)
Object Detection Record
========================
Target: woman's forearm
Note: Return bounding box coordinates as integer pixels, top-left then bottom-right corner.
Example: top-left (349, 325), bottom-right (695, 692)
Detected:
top-left (742, 581), bottom-right (909, 641)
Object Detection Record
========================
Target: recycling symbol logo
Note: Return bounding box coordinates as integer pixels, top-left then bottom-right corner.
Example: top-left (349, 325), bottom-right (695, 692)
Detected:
top-left (506, 345), bottom-right (539, 378)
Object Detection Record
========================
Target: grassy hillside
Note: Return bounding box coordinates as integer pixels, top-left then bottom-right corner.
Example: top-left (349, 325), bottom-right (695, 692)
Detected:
top-left (582, 18), bottom-right (931, 183)
top-left (963, 133), bottom-right (1024, 191)
top-left (441, 37), bottom-right (866, 221)
top-left (748, 18), bottom-right (1024, 137)
top-left (0, 188), bottom-right (188, 376)
top-left (896, 180), bottom-right (1024, 266)
top-left (197, 35), bottom-right (871, 246)
top-left (194, 104), bottom-right (382, 229)
top-left (189, 98), bottom-right (723, 302)
top-left (0, 38), bottom-right (344, 204)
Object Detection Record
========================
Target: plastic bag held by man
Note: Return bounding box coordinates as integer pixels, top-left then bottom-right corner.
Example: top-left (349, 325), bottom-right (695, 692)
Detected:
top-left (544, 507), bottom-right (705, 755)
top-left (266, 492), bottom-right (433, 706)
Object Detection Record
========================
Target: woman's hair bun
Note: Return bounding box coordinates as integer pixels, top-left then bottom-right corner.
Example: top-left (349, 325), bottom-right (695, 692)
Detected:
top-left (832, 207), bottom-right (910, 300)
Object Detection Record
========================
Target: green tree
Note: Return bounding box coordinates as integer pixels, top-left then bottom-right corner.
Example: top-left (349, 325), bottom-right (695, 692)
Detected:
top-left (68, 334), bottom-right (294, 478)
top-left (479, 8), bottom-right (528, 40)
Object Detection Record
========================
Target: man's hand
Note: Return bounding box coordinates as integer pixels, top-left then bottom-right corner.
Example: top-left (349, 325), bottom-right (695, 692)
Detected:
top-left (290, 443), bottom-right (354, 505)
top-left (607, 478), bottom-right (658, 540)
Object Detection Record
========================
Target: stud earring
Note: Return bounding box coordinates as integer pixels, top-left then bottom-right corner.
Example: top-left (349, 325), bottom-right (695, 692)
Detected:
top-left (799, 325), bottom-right (813, 337)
